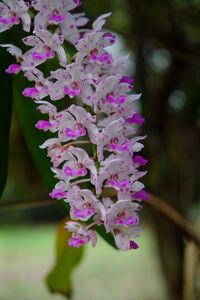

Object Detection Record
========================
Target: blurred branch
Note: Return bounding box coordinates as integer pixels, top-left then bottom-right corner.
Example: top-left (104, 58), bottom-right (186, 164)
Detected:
top-left (183, 240), bottom-right (200, 300)
top-left (0, 198), bottom-right (54, 209)
top-left (116, 29), bottom-right (200, 67)
top-left (1, 193), bottom-right (200, 246)
top-left (148, 194), bottom-right (200, 246)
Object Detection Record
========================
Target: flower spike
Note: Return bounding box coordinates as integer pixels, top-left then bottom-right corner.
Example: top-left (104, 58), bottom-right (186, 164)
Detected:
top-left (1, 0), bottom-right (147, 251)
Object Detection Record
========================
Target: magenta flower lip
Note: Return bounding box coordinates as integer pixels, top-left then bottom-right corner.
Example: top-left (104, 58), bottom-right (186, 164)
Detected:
top-left (0, 15), bottom-right (19, 25)
top-left (5, 64), bottom-right (21, 74)
top-left (133, 155), bottom-right (148, 166)
top-left (22, 87), bottom-right (39, 98)
top-left (125, 113), bottom-right (145, 125)
top-left (49, 188), bottom-right (67, 199)
top-left (64, 85), bottom-right (81, 97)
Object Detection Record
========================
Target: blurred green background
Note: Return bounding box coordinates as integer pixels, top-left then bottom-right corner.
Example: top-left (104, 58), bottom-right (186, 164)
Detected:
top-left (1, 0), bottom-right (200, 299)
top-left (0, 225), bottom-right (168, 300)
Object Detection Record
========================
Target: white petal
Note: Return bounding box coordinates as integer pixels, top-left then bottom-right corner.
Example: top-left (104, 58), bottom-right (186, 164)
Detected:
top-left (132, 142), bottom-right (144, 152)
top-left (114, 231), bottom-right (130, 251)
top-left (40, 138), bottom-right (60, 149)
top-left (132, 181), bottom-right (144, 192)
top-left (20, 12), bottom-right (31, 32)
top-left (92, 12), bottom-right (111, 31)
top-left (0, 44), bottom-right (22, 57)
top-left (22, 35), bottom-right (41, 46)
top-left (56, 46), bottom-right (67, 66)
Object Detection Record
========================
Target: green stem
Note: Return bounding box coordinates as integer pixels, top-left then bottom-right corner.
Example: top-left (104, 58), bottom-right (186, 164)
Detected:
top-left (85, 105), bottom-right (100, 171)
top-left (62, 140), bottom-right (90, 149)
top-left (92, 143), bottom-right (100, 171)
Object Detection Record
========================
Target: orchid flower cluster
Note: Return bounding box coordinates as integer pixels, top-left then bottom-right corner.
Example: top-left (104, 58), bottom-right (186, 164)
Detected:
top-left (1, 0), bottom-right (148, 251)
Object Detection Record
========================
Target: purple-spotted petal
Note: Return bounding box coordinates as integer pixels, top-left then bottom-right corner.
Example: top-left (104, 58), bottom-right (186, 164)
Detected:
top-left (71, 206), bottom-right (95, 220)
top-left (120, 76), bottom-right (133, 85)
top-left (106, 94), bottom-right (126, 104)
top-left (49, 15), bottom-right (65, 22)
top-left (114, 215), bottom-right (138, 226)
top-left (65, 127), bottom-right (86, 138)
top-left (64, 85), bottom-right (81, 97)
top-left (107, 140), bottom-right (130, 152)
top-left (68, 236), bottom-right (87, 247)
top-left (107, 178), bottom-right (129, 189)
top-left (64, 166), bottom-right (87, 177)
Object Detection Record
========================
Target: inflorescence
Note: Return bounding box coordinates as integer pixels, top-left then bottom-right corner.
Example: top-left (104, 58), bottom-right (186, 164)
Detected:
top-left (1, 0), bottom-right (148, 250)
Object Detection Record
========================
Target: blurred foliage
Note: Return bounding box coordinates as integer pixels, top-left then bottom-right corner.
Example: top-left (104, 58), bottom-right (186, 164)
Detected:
top-left (13, 73), bottom-right (57, 190)
top-left (82, 0), bottom-right (200, 299)
top-left (0, 225), bottom-right (168, 300)
top-left (0, 31), bottom-right (13, 199)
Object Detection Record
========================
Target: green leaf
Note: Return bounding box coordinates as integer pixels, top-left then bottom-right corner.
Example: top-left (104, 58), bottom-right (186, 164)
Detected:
top-left (46, 219), bottom-right (116, 298)
top-left (0, 32), bottom-right (13, 199)
top-left (13, 73), bottom-right (57, 189)
top-left (13, 72), bottom-right (70, 217)
top-left (95, 225), bottom-right (116, 248)
top-left (46, 219), bottom-right (84, 297)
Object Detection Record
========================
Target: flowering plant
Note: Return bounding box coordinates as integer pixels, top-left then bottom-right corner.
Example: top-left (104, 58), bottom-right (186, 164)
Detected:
top-left (1, 0), bottom-right (147, 251)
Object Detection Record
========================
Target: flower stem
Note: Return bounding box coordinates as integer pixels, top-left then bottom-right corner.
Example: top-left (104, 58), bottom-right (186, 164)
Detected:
top-left (71, 178), bottom-right (91, 186)
top-left (62, 140), bottom-right (90, 149)
top-left (86, 220), bottom-right (103, 230)
top-left (85, 105), bottom-right (100, 171)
